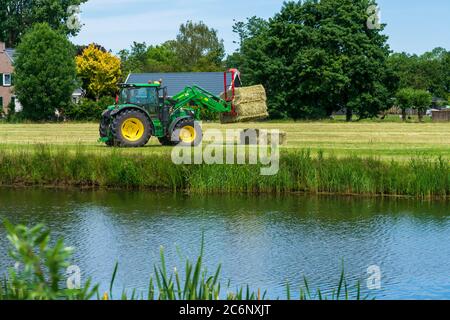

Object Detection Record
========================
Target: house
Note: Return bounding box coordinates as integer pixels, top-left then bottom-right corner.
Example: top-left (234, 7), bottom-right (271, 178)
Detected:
top-left (0, 41), bottom-right (19, 113)
top-left (126, 72), bottom-right (241, 97)
top-left (1, 41), bottom-right (85, 117)
top-left (72, 88), bottom-right (85, 104)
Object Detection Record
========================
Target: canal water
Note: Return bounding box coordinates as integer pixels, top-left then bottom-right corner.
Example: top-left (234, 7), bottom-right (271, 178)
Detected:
top-left (0, 188), bottom-right (449, 299)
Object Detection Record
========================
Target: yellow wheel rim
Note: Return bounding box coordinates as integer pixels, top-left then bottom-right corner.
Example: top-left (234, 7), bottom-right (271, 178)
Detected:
top-left (179, 125), bottom-right (196, 144)
top-left (121, 118), bottom-right (145, 142)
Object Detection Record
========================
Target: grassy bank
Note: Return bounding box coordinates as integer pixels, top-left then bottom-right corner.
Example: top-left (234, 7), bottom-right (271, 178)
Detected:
top-left (0, 145), bottom-right (447, 198)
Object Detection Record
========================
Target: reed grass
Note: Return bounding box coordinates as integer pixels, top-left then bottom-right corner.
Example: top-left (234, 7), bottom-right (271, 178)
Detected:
top-left (0, 145), bottom-right (448, 197)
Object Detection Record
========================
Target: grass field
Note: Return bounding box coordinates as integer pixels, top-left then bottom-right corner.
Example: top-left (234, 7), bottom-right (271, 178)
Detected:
top-left (0, 121), bottom-right (449, 160)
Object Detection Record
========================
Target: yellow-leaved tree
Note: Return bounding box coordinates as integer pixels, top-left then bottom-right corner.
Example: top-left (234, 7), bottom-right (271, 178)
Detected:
top-left (76, 44), bottom-right (122, 101)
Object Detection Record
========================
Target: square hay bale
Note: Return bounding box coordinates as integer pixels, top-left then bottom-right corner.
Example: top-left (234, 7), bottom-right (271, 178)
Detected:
top-left (220, 85), bottom-right (269, 124)
top-left (239, 129), bottom-right (287, 146)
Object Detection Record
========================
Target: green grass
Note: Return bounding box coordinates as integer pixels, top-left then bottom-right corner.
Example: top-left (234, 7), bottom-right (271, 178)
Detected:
top-left (0, 145), bottom-right (447, 197)
top-left (0, 121), bottom-right (449, 160)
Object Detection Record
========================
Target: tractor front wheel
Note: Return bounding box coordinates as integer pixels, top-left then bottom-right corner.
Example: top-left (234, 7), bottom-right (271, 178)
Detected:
top-left (172, 119), bottom-right (203, 147)
top-left (159, 119), bottom-right (203, 147)
top-left (111, 110), bottom-right (152, 147)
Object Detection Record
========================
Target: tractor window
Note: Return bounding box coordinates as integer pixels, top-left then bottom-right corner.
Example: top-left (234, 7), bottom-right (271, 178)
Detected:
top-left (120, 87), bottom-right (158, 106)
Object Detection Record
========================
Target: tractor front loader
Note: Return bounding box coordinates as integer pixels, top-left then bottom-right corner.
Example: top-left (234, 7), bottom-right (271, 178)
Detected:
top-left (99, 69), bottom-right (268, 148)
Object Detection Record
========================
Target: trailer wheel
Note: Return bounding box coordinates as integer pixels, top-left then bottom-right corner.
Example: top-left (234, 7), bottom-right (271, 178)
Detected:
top-left (111, 109), bottom-right (152, 147)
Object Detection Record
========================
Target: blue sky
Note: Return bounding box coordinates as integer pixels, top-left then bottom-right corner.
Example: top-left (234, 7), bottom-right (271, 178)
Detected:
top-left (72, 0), bottom-right (450, 55)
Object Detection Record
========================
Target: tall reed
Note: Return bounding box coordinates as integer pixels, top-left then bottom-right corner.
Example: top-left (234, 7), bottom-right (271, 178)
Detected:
top-left (0, 145), bottom-right (447, 197)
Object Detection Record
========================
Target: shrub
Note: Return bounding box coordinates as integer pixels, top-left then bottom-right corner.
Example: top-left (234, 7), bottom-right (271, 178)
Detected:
top-left (64, 96), bottom-right (115, 121)
top-left (0, 221), bottom-right (97, 300)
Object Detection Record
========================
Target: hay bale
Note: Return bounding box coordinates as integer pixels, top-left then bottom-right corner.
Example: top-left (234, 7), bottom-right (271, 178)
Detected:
top-left (240, 129), bottom-right (287, 145)
top-left (220, 85), bottom-right (269, 124)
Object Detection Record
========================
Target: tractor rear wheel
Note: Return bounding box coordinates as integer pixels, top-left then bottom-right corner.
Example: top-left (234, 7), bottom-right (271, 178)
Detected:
top-left (99, 113), bottom-right (114, 146)
top-left (111, 109), bottom-right (152, 147)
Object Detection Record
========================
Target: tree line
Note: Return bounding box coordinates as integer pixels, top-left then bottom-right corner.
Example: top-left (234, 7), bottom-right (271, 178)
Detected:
top-left (1, 0), bottom-right (449, 122)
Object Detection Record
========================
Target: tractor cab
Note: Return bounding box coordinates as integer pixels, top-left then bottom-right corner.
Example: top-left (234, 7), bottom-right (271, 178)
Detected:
top-left (117, 83), bottom-right (166, 114)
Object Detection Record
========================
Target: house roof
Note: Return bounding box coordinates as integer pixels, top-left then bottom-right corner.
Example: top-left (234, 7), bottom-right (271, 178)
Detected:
top-left (126, 72), bottom-right (225, 96)
top-left (5, 48), bottom-right (16, 62)
top-left (72, 88), bottom-right (85, 96)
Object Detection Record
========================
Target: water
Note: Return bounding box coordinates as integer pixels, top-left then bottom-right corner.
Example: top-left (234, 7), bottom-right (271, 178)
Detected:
top-left (0, 188), bottom-right (449, 300)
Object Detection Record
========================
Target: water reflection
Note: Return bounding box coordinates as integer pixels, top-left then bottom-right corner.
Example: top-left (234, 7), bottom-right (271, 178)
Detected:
top-left (0, 188), bottom-right (449, 299)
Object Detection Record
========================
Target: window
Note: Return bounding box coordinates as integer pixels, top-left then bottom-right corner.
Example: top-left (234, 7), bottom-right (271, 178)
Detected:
top-left (120, 87), bottom-right (158, 106)
top-left (3, 74), bottom-right (12, 86)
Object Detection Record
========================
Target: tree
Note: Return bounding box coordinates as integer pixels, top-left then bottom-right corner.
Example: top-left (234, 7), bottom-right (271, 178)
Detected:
top-left (146, 42), bottom-right (180, 72)
top-left (14, 23), bottom-right (77, 121)
top-left (396, 88), bottom-right (415, 121)
top-left (0, 0), bottom-right (87, 47)
top-left (442, 52), bottom-right (450, 103)
top-left (412, 89), bottom-right (432, 122)
top-left (119, 42), bottom-right (180, 74)
top-left (395, 88), bottom-right (432, 122)
top-left (76, 44), bottom-right (122, 101)
top-left (119, 21), bottom-right (226, 74)
top-left (119, 42), bottom-right (149, 74)
top-left (76, 43), bottom-right (107, 56)
top-left (233, 0), bottom-right (396, 120)
top-left (388, 48), bottom-right (449, 100)
top-left (173, 21), bottom-right (225, 72)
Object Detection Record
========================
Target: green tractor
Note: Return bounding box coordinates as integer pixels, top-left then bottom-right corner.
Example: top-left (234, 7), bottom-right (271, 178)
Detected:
top-left (99, 70), bottom-right (242, 147)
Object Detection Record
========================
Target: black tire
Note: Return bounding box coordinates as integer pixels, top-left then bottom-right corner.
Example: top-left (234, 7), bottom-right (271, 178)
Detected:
top-left (111, 109), bottom-right (152, 148)
top-left (99, 113), bottom-right (114, 147)
top-left (170, 118), bottom-right (203, 147)
top-left (158, 136), bottom-right (177, 146)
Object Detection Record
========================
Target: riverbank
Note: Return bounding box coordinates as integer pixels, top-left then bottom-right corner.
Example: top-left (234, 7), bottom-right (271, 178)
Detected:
top-left (0, 145), bottom-right (447, 198)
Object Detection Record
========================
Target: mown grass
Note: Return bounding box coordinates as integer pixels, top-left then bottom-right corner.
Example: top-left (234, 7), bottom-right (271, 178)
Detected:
top-left (0, 145), bottom-right (447, 198)
top-left (0, 121), bottom-right (449, 160)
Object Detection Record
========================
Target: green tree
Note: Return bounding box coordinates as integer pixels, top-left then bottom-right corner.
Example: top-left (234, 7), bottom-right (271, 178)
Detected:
top-left (396, 87), bottom-right (415, 121)
top-left (388, 48), bottom-right (449, 100)
top-left (119, 41), bottom-right (149, 74)
top-left (145, 42), bottom-right (180, 72)
top-left (395, 88), bottom-right (432, 122)
top-left (442, 52), bottom-right (450, 103)
top-left (119, 21), bottom-right (225, 74)
top-left (0, 0), bottom-right (87, 47)
top-left (412, 89), bottom-right (432, 122)
top-left (233, 0), bottom-right (396, 120)
top-left (173, 20), bottom-right (225, 72)
top-left (14, 23), bottom-right (77, 121)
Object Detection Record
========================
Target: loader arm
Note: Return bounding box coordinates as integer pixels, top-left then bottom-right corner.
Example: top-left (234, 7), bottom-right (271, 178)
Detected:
top-left (169, 85), bottom-right (233, 114)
